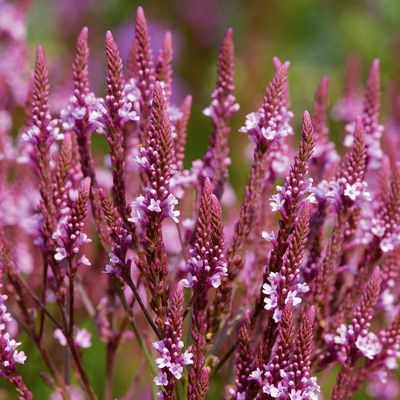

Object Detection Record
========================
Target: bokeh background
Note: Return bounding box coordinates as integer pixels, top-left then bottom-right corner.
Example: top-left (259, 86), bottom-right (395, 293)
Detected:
top-left (26, 0), bottom-right (400, 195)
top-left (3, 0), bottom-right (400, 398)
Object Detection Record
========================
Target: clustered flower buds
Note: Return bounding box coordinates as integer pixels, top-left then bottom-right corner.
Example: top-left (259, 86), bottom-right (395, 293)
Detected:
top-left (153, 287), bottom-right (193, 399)
top-left (0, 272), bottom-right (30, 399)
top-left (53, 177), bottom-right (92, 269)
top-left (239, 62), bottom-right (293, 148)
top-left (2, 3), bottom-right (400, 400)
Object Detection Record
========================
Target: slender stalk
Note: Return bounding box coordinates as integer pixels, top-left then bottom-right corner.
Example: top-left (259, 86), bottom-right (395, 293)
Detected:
top-left (125, 276), bottom-right (162, 339)
top-left (37, 343), bottom-right (65, 392)
top-left (210, 344), bottom-right (236, 376)
top-left (183, 293), bottom-right (197, 320)
top-left (38, 260), bottom-right (49, 343)
top-left (67, 336), bottom-right (98, 400)
top-left (115, 283), bottom-right (158, 376)
top-left (64, 346), bottom-right (70, 389)
top-left (11, 312), bottom-right (67, 396)
top-left (16, 274), bottom-right (62, 329)
top-left (125, 314), bottom-right (158, 378)
top-left (76, 280), bottom-right (96, 317)
top-left (65, 261), bottom-right (75, 393)
top-left (104, 284), bottom-right (141, 400)
top-left (68, 274), bottom-right (75, 337)
top-left (57, 296), bottom-right (97, 400)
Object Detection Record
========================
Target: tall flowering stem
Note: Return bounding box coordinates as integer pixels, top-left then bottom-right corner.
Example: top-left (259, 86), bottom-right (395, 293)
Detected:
top-left (332, 56), bottom-right (362, 123)
top-left (209, 63), bottom-right (291, 338)
top-left (153, 286), bottom-right (193, 399)
top-left (342, 60), bottom-right (382, 168)
top-left (310, 76), bottom-right (338, 182)
top-left (61, 27), bottom-right (109, 247)
top-left (250, 57), bottom-right (293, 283)
top-left (230, 313), bottom-right (254, 399)
top-left (202, 28), bottom-right (239, 198)
top-left (304, 76), bottom-right (336, 282)
top-left (312, 76), bottom-right (329, 145)
top-left (24, 46), bottom-right (58, 255)
top-left (70, 28), bottom-right (92, 178)
top-left (23, 46), bottom-right (62, 342)
top-left (102, 32), bottom-right (132, 227)
top-left (338, 163), bottom-right (400, 321)
top-left (0, 264), bottom-right (31, 399)
top-left (129, 82), bottom-right (179, 329)
top-left (312, 119), bottom-right (368, 324)
top-left (132, 6), bottom-right (155, 143)
top-left (51, 177), bottom-right (98, 398)
top-left (347, 314), bottom-right (400, 396)
top-left (360, 59), bottom-right (383, 170)
top-left (53, 176), bottom-right (92, 342)
top-left (261, 205), bottom-right (310, 362)
top-left (331, 269), bottom-right (382, 400)
top-left (184, 178), bottom-right (226, 400)
top-left (279, 307), bottom-right (319, 399)
top-left (156, 32), bottom-right (173, 102)
top-left (261, 303), bottom-right (295, 398)
top-left (174, 96), bottom-right (192, 171)
top-left (255, 111), bottom-right (315, 323)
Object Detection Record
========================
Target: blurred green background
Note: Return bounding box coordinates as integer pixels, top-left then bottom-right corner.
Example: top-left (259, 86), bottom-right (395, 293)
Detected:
top-left (3, 0), bottom-right (400, 398)
top-left (27, 0), bottom-right (400, 194)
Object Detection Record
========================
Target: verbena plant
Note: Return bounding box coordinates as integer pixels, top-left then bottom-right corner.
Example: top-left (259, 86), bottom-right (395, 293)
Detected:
top-left (1, 3), bottom-right (400, 400)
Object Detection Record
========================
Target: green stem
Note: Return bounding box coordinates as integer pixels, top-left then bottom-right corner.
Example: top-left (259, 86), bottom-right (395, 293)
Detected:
top-left (16, 273), bottom-right (62, 329)
top-left (13, 312), bottom-right (67, 395)
top-left (76, 280), bottom-right (96, 317)
top-left (38, 259), bottom-right (49, 343)
top-left (210, 344), bottom-right (236, 377)
top-left (115, 283), bottom-right (158, 377)
top-left (57, 301), bottom-right (98, 400)
top-left (125, 275), bottom-right (162, 339)
top-left (67, 336), bottom-right (98, 400)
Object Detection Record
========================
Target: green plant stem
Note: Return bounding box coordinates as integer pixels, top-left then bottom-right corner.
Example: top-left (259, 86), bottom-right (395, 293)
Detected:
top-left (15, 273), bottom-right (62, 329)
top-left (210, 344), bottom-right (236, 377)
top-left (67, 336), bottom-right (98, 400)
top-left (115, 283), bottom-right (157, 376)
top-left (12, 312), bottom-right (67, 397)
top-left (125, 275), bottom-right (162, 339)
top-left (57, 301), bottom-right (98, 400)
top-left (38, 259), bottom-right (49, 343)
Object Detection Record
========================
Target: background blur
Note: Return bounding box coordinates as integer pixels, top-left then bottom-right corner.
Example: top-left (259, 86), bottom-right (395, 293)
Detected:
top-left (27, 0), bottom-right (400, 193)
top-left (3, 0), bottom-right (400, 398)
